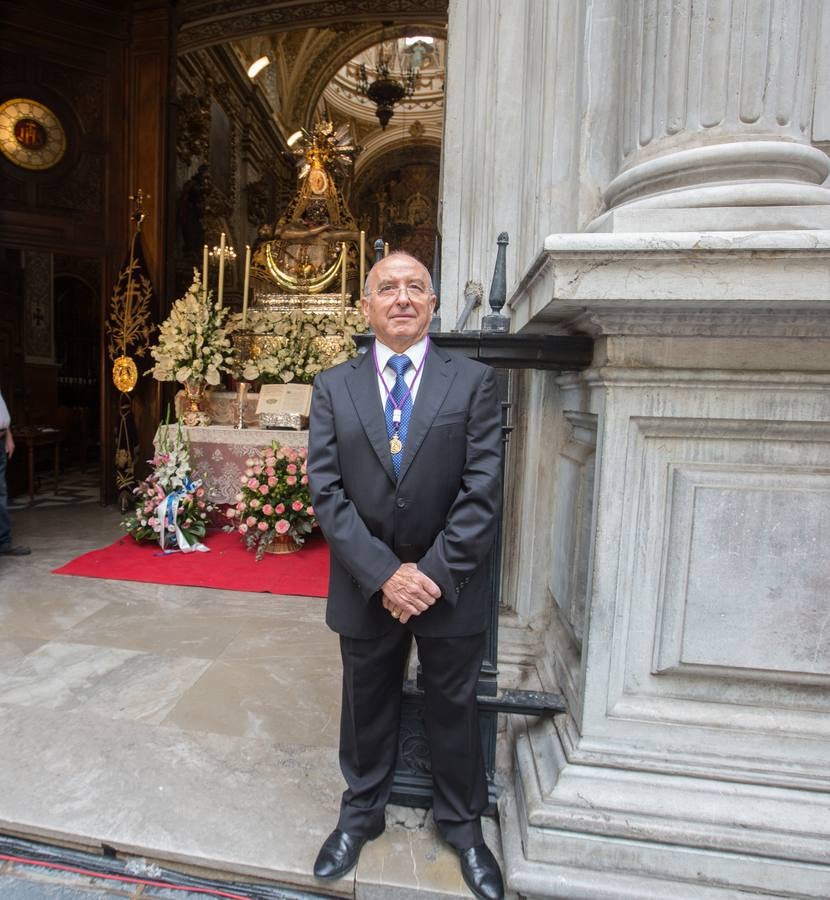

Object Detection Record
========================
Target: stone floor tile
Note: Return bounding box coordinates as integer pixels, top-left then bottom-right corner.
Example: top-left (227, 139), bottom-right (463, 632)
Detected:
top-left (0, 636), bottom-right (46, 670)
top-left (0, 596), bottom-right (107, 640)
top-left (355, 827), bottom-right (469, 900)
top-left (0, 641), bottom-right (211, 724)
top-left (162, 655), bottom-right (341, 747)
top-left (59, 602), bottom-right (249, 660)
top-left (0, 704), bottom-right (349, 896)
top-left (219, 616), bottom-right (339, 662)
top-left (355, 815), bottom-right (516, 900)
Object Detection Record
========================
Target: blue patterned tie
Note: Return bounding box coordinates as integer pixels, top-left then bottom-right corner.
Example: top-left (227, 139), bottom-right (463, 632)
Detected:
top-left (385, 354), bottom-right (412, 477)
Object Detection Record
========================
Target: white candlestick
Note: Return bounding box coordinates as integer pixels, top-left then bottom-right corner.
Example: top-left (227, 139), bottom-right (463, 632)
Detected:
top-left (202, 244), bottom-right (209, 301)
top-left (241, 244), bottom-right (251, 329)
top-left (359, 230), bottom-right (365, 294)
top-left (217, 232), bottom-right (226, 307)
top-left (340, 242), bottom-right (347, 325)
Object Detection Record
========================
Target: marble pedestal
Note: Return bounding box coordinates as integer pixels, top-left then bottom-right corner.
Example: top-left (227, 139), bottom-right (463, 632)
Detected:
top-left (503, 231), bottom-right (830, 898)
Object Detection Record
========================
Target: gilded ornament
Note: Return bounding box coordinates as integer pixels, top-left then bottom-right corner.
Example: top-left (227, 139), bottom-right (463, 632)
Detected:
top-left (112, 355), bottom-right (138, 392)
top-left (0, 98), bottom-right (67, 171)
top-left (107, 192), bottom-right (155, 383)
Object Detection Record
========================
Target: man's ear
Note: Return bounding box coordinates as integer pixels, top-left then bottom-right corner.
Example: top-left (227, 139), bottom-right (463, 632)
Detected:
top-left (361, 295), bottom-right (371, 321)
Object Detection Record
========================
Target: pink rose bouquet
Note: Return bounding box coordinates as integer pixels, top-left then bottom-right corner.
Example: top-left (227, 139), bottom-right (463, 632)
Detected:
top-left (225, 441), bottom-right (316, 560)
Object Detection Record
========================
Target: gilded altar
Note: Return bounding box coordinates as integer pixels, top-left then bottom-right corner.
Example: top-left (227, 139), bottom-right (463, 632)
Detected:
top-left (232, 122), bottom-right (369, 380)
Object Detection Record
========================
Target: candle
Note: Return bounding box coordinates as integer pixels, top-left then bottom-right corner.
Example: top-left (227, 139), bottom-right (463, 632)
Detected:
top-left (241, 244), bottom-right (251, 330)
top-left (217, 232), bottom-right (226, 307)
top-left (384, 242), bottom-right (389, 258)
top-left (359, 230), bottom-right (365, 295)
top-left (340, 242), bottom-right (347, 325)
top-left (202, 244), bottom-right (208, 301)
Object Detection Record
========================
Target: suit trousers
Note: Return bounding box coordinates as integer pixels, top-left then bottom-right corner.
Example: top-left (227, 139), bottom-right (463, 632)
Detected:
top-left (337, 625), bottom-right (488, 850)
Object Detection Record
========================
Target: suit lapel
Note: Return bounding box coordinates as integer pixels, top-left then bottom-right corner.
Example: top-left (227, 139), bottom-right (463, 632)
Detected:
top-left (397, 343), bottom-right (455, 484)
top-left (345, 347), bottom-right (397, 485)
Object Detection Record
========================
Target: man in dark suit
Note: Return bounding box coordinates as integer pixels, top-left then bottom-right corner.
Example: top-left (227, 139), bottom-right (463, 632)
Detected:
top-left (308, 251), bottom-right (505, 900)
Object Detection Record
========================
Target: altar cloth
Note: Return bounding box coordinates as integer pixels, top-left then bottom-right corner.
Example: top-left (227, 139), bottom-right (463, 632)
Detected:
top-left (155, 424), bottom-right (309, 505)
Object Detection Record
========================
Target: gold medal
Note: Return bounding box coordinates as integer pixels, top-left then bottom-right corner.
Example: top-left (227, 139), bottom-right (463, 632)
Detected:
top-left (390, 435), bottom-right (403, 454)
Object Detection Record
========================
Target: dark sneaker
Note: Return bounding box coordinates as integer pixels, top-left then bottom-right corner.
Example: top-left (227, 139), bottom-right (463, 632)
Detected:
top-left (0, 544), bottom-right (31, 556)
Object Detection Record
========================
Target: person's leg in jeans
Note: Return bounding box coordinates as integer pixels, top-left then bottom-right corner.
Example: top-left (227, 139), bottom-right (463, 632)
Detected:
top-left (0, 443), bottom-right (11, 549)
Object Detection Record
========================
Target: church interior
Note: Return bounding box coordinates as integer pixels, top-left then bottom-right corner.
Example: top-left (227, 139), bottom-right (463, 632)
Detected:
top-left (0, 0), bottom-right (447, 504)
top-left (2, 1), bottom-right (830, 899)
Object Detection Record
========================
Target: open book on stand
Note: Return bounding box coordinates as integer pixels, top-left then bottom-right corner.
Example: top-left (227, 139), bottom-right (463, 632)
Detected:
top-left (256, 384), bottom-right (313, 430)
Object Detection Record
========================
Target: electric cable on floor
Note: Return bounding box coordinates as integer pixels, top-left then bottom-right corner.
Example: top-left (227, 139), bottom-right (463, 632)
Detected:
top-left (0, 852), bottom-right (249, 898)
top-left (0, 835), bottom-right (329, 900)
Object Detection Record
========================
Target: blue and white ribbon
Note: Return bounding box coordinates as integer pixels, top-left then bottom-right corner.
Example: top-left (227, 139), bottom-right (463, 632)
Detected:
top-left (155, 477), bottom-right (210, 554)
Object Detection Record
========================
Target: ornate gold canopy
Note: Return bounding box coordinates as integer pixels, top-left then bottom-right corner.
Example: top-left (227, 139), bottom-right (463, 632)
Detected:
top-left (252, 121), bottom-right (359, 294)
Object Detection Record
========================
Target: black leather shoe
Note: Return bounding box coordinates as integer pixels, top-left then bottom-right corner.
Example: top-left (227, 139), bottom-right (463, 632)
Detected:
top-left (458, 842), bottom-right (504, 900)
top-left (313, 826), bottom-right (383, 880)
top-left (0, 544), bottom-right (30, 556)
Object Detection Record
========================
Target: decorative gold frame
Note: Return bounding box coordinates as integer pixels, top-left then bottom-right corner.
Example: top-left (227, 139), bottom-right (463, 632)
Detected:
top-left (264, 241), bottom-right (346, 294)
top-left (0, 97), bottom-right (66, 171)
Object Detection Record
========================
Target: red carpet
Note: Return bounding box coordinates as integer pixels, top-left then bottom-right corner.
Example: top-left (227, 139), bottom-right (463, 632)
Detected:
top-left (52, 530), bottom-right (330, 597)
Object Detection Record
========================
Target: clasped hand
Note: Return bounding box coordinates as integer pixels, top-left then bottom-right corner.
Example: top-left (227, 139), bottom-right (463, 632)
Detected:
top-left (382, 563), bottom-right (440, 624)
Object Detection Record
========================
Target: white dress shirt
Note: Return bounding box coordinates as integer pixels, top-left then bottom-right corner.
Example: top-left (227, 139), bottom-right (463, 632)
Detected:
top-left (372, 336), bottom-right (429, 411)
top-left (0, 389), bottom-right (10, 431)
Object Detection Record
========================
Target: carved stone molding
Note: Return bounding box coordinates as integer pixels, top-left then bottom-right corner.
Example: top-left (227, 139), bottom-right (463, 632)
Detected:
top-left (548, 410), bottom-right (596, 650)
top-left (176, 90), bottom-right (211, 166)
top-left (178, 0), bottom-right (449, 54)
top-left (509, 230), bottom-right (830, 336)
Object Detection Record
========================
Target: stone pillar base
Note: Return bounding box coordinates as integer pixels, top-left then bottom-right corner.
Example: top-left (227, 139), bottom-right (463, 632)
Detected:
top-left (503, 231), bottom-right (830, 899)
top-left (501, 718), bottom-right (830, 900)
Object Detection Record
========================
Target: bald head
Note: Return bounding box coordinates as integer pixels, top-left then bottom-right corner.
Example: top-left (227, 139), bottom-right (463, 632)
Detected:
top-left (361, 252), bottom-right (436, 353)
top-left (363, 251), bottom-right (433, 297)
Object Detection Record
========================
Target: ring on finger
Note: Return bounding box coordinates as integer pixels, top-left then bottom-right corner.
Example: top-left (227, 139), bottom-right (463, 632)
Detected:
top-left (391, 608), bottom-right (401, 619)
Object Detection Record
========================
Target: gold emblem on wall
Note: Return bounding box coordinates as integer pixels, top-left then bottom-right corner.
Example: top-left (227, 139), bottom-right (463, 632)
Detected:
top-left (112, 355), bottom-right (139, 393)
top-left (0, 98), bottom-right (67, 170)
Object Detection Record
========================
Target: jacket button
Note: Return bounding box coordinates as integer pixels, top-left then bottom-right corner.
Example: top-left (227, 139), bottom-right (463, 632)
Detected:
top-left (396, 498), bottom-right (406, 508)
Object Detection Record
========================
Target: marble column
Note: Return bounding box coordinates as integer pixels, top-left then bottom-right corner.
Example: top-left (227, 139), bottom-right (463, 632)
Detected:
top-left (595, 0), bottom-right (830, 231)
top-left (439, 0), bottom-right (614, 326)
top-left (496, 5), bottom-right (830, 898)
top-left (503, 230), bottom-right (830, 900)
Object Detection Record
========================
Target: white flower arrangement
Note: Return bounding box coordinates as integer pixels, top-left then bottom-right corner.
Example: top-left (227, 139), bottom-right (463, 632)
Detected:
top-left (149, 269), bottom-right (236, 385)
top-left (121, 418), bottom-right (213, 547)
top-left (227, 307), bottom-right (368, 384)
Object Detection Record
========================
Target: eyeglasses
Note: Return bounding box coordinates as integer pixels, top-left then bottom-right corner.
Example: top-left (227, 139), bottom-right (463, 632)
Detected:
top-left (372, 282), bottom-right (430, 301)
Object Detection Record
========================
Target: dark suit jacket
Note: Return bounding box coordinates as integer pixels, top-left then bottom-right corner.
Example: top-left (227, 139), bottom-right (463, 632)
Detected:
top-left (308, 341), bottom-right (502, 639)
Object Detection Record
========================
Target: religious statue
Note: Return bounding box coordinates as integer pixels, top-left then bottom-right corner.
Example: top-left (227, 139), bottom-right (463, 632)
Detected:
top-left (252, 122), bottom-right (361, 295)
top-left (234, 122), bottom-right (369, 383)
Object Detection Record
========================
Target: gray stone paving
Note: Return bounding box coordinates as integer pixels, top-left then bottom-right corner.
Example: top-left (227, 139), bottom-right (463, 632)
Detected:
top-left (0, 498), bottom-right (515, 899)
